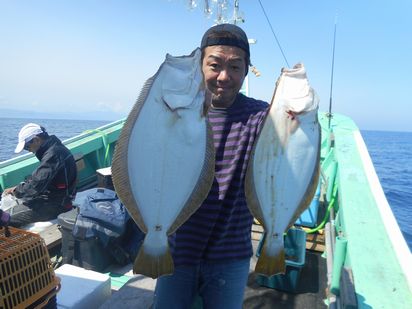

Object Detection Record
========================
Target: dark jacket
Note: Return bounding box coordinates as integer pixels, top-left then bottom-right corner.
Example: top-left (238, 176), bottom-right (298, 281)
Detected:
top-left (14, 135), bottom-right (77, 208)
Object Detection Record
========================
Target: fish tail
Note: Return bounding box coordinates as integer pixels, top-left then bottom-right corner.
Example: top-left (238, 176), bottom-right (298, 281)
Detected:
top-left (255, 244), bottom-right (286, 277)
top-left (133, 246), bottom-right (174, 279)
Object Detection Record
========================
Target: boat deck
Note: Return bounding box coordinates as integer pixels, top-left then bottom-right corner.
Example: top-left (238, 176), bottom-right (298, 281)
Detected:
top-left (244, 249), bottom-right (327, 308)
top-left (29, 202), bottom-right (328, 308)
top-left (29, 178), bottom-right (329, 308)
top-left (31, 215), bottom-right (327, 308)
top-left (99, 238), bottom-right (327, 308)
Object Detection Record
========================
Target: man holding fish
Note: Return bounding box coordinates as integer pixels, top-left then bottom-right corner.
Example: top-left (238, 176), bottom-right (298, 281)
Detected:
top-left (112, 22), bottom-right (319, 309)
top-left (152, 23), bottom-right (269, 309)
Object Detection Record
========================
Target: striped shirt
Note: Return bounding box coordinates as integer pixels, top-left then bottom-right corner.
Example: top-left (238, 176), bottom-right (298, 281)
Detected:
top-left (170, 93), bottom-right (268, 266)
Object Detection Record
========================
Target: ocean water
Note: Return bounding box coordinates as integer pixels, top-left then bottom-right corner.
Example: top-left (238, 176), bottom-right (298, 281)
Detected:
top-left (0, 118), bottom-right (410, 251)
top-left (0, 118), bottom-right (110, 162)
top-left (361, 130), bottom-right (412, 251)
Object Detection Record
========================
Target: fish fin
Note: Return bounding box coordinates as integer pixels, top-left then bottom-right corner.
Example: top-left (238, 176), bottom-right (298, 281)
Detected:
top-left (255, 245), bottom-right (286, 277)
top-left (133, 246), bottom-right (174, 279)
top-left (244, 146), bottom-right (267, 225)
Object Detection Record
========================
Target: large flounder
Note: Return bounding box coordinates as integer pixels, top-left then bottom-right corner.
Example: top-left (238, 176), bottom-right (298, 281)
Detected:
top-left (245, 63), bottom-right (320, 277)
top-left (112, 48), bottom-right (215, 279)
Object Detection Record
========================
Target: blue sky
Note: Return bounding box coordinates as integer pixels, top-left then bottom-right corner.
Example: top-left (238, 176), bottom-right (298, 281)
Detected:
top-left (0, 0), bottom-right (411, 132)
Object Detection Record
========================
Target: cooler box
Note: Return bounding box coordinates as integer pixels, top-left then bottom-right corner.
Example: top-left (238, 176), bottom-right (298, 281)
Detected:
top-left (57, 208), bottom-right (114, 272)
top-left (256, 228), bottom-right (306, 293)
top-left (55, 264), bottom-right (111, 309)
top-left (295, 182), bottom-right (321, 227)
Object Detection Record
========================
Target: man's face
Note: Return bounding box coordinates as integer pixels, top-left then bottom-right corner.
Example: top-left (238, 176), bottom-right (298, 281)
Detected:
top-left (24, 136), bottom-right (41, 153)
top-left (202, 45), bottom-right (246, 108)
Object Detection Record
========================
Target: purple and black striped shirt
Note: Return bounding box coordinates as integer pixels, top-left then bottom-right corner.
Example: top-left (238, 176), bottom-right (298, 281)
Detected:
top-left (170, 93), bottom-right (269, 266)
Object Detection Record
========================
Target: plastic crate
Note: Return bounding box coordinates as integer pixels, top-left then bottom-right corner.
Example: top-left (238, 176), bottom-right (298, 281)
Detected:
top-left (256, 228), bottom-right (306, 293)
top-left (0, 226), bottom-right (60, 309)
top-left (295, 182), bottom-right (321, 227)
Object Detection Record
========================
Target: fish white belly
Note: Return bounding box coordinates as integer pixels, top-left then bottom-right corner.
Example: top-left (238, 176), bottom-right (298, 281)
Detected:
top-left (129, 90), bottom-right (207, 235)
top-left (246, 63), bottom-right (320, 276)
top-left (253, 110), bottom-right (319, 229)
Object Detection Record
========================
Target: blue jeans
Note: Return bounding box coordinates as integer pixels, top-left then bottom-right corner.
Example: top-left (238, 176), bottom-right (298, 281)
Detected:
top-left (153, 258), bottom-right (250, 309)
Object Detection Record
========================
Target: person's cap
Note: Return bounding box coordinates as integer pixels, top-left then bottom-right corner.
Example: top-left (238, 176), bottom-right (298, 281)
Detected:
top-left (15, 123), bottom-right (44, 153)
top-left (201, 23), bottom-right (250, 57)
top-left (200, 23), bottom-right (250, 74)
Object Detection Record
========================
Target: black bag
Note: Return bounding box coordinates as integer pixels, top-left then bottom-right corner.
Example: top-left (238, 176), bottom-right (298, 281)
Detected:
top-left (58, 188), bottom-right (130, 271)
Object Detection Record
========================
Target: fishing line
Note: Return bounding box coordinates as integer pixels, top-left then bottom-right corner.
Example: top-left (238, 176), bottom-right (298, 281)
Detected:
top-left (328, 14), bottom-right (338, 129)
top-left (257, 0), bottom-right (290, 67)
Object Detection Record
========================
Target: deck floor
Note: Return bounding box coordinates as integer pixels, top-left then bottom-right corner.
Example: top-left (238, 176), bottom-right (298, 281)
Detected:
top-left (99, 239), bottom-right (327, 308)
top-left (36, 205), bottom-right (328, 308)
top-left (34, 215), bottom-right (327, 308)
top-left (244, 250), bottom-right (327, 309)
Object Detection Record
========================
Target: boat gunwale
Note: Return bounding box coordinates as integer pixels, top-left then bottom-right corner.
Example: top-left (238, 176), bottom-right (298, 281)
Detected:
top-left (321, 112), bottom-right (412, 307)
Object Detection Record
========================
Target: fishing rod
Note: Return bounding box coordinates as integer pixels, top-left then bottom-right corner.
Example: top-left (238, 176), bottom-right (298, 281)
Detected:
top-left (328, 16), bottom-right (338, 129)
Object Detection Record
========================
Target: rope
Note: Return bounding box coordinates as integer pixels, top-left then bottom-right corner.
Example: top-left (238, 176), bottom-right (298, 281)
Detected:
top-left (305, 182), bottom-right (338, 234)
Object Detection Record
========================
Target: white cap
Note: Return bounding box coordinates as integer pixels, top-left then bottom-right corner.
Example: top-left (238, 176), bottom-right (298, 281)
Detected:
top-left (15, 123), bottom-right (44, 153)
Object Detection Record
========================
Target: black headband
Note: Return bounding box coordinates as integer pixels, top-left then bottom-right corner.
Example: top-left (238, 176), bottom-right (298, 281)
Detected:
top-left (200, 24), bottom-right (250, 75)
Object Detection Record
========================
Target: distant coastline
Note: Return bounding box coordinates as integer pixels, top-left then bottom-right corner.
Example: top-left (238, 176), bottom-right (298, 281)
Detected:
top-left (0, 108), bottom-right (125, 122)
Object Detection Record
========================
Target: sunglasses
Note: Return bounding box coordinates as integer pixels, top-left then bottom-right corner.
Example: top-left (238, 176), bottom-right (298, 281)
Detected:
top-left (24, 139), bottom-right (34, 151)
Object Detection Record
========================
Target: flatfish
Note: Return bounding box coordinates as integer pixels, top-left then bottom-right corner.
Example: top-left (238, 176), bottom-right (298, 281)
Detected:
top-left (245, 63), bottom-right (320, 276)
top-left (112, 48), bottom-right (215, 279)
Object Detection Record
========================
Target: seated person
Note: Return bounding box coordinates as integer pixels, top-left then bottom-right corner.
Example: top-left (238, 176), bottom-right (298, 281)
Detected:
top-left (2, 123), bottom-right (77, 227)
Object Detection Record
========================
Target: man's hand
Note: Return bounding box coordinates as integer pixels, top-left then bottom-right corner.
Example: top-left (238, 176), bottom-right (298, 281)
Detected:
top-left (3, 187), bottom-right (16, 195)
top-left (0, 209), bottom-right (11, 228)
